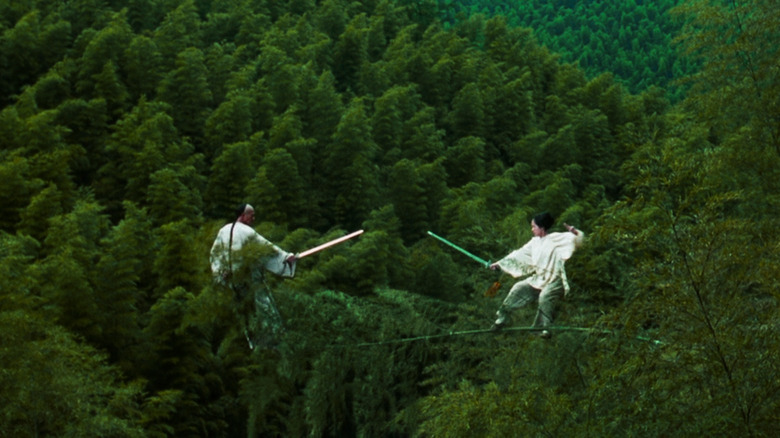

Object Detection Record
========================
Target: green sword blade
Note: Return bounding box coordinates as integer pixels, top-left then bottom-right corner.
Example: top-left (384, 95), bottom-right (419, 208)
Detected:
top-left (427, 231), bottom-right (490, 268)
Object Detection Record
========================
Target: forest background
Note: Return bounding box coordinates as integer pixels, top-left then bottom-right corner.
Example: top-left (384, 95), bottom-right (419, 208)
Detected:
top-left (1, 0), bottom-right (779, 436)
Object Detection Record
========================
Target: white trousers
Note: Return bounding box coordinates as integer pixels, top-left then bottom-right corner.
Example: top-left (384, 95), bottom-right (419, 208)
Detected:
top-left (495, 277), bottom-right (564, 327)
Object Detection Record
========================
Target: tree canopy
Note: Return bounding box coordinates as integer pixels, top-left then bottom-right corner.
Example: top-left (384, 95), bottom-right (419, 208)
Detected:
top-left (1, 0), bottom-right (778, 436)
top-left (436, 0), bottom-right (698, 102)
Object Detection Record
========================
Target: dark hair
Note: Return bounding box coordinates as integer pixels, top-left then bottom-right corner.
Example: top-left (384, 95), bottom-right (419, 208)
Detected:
top-left (533, 212), bottom-right (554, 231)
top-left (234, 203), bottom-right (249, 220)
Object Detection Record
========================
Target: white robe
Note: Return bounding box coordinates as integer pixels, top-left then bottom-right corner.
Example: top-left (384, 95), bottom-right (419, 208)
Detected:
top-left (496, 230), bottom-right (584, 294)
top-left (210, 222), bottom-right (296, 280)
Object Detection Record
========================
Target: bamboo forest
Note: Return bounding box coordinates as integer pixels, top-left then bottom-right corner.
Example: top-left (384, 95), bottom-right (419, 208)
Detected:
top-left (2, 0), bottom-right (779, 436)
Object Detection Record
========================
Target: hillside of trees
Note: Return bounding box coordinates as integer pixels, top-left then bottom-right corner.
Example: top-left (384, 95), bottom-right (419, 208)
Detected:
top-left (434, 0), bottom-right (697, 101)
top-left (1, 0), bottom-right (779, 436)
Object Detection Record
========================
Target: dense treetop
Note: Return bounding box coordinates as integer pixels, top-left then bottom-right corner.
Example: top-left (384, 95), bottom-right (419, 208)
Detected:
top-left (434, 0), bottom-right (696, 101)
top-left (1, 0), bottom-right (778, 436)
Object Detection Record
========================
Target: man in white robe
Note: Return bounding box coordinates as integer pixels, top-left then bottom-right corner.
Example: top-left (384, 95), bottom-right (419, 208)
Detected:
top-left (210, 204), bottom-right (297, 350)
top-left (489, 212), bottom-right (584, 337)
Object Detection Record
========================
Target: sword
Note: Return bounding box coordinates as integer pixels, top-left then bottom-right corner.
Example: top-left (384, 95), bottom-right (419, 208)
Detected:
top-left (296, 229), bottom-right (364, 259)
top-left (427, 231), bottom-right (491, 268)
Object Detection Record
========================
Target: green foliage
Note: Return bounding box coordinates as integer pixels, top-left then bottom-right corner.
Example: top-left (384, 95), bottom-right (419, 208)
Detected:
top-left (407, 241), bottom-right (466, 301)
top-left (0, 309), bottom-right (145, 437)
top-left (0, 232), bottom-right (41, 311)
top-left (146, 164), bottom-right (204, 226)
top-left (389, 159), bottom-right (430, 242)
top-left (204, 137), bottom-right (262, 218)
top-left (672, 0), bottom-right (780, 153)
top-left (314, 239), bottom-right (374, 296)
top-left (447, 82), bottom-right (485, 140)
top-left (0, 151), bottom-right (45, 232)
top-left (142, 286), bottom-right (233, 437)
top-left (34, 197), bottom-right (109, 340)
top-left (204, 90), bottom-right (254, 151)
top-left (2, 0), bottom-right (779, 435)
top-left (92, 202), bottom-right (152, 367)
top-left (437, 0), bottom-right (694, 101)
top-left (153, 0), bottom-right (202, 64)
top-left (152, 219), bottom-right (207, 297)
top-left (156, 46), bottom-right (214, 142)
top-left (0, 8), bottom-right (72, 107)
top-left (324, 97), bottom-right (381, 230)
top-left (578, 71), bottom-right (780, 435)
top-left (76, 10), bottom-right (133, 105)
top-left (301, 70), bottom-right (343, 147)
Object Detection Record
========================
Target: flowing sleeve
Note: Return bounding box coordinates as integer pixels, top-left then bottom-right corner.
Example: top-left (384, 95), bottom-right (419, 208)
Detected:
top-left (496, 240), bottom-right (535, 278)
top-left (548, 230), bottom-right (585, 295)
top-left (255, 234), bottom-right (296, 278)
top-left (547, 230), bottom-right (585, 261)
top-left (263, 249), bottom-right (296, 278)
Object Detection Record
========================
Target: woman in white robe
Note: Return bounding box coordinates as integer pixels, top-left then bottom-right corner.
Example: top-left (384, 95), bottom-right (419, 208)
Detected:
top-left (490, 212), bottom-right (584, 338)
